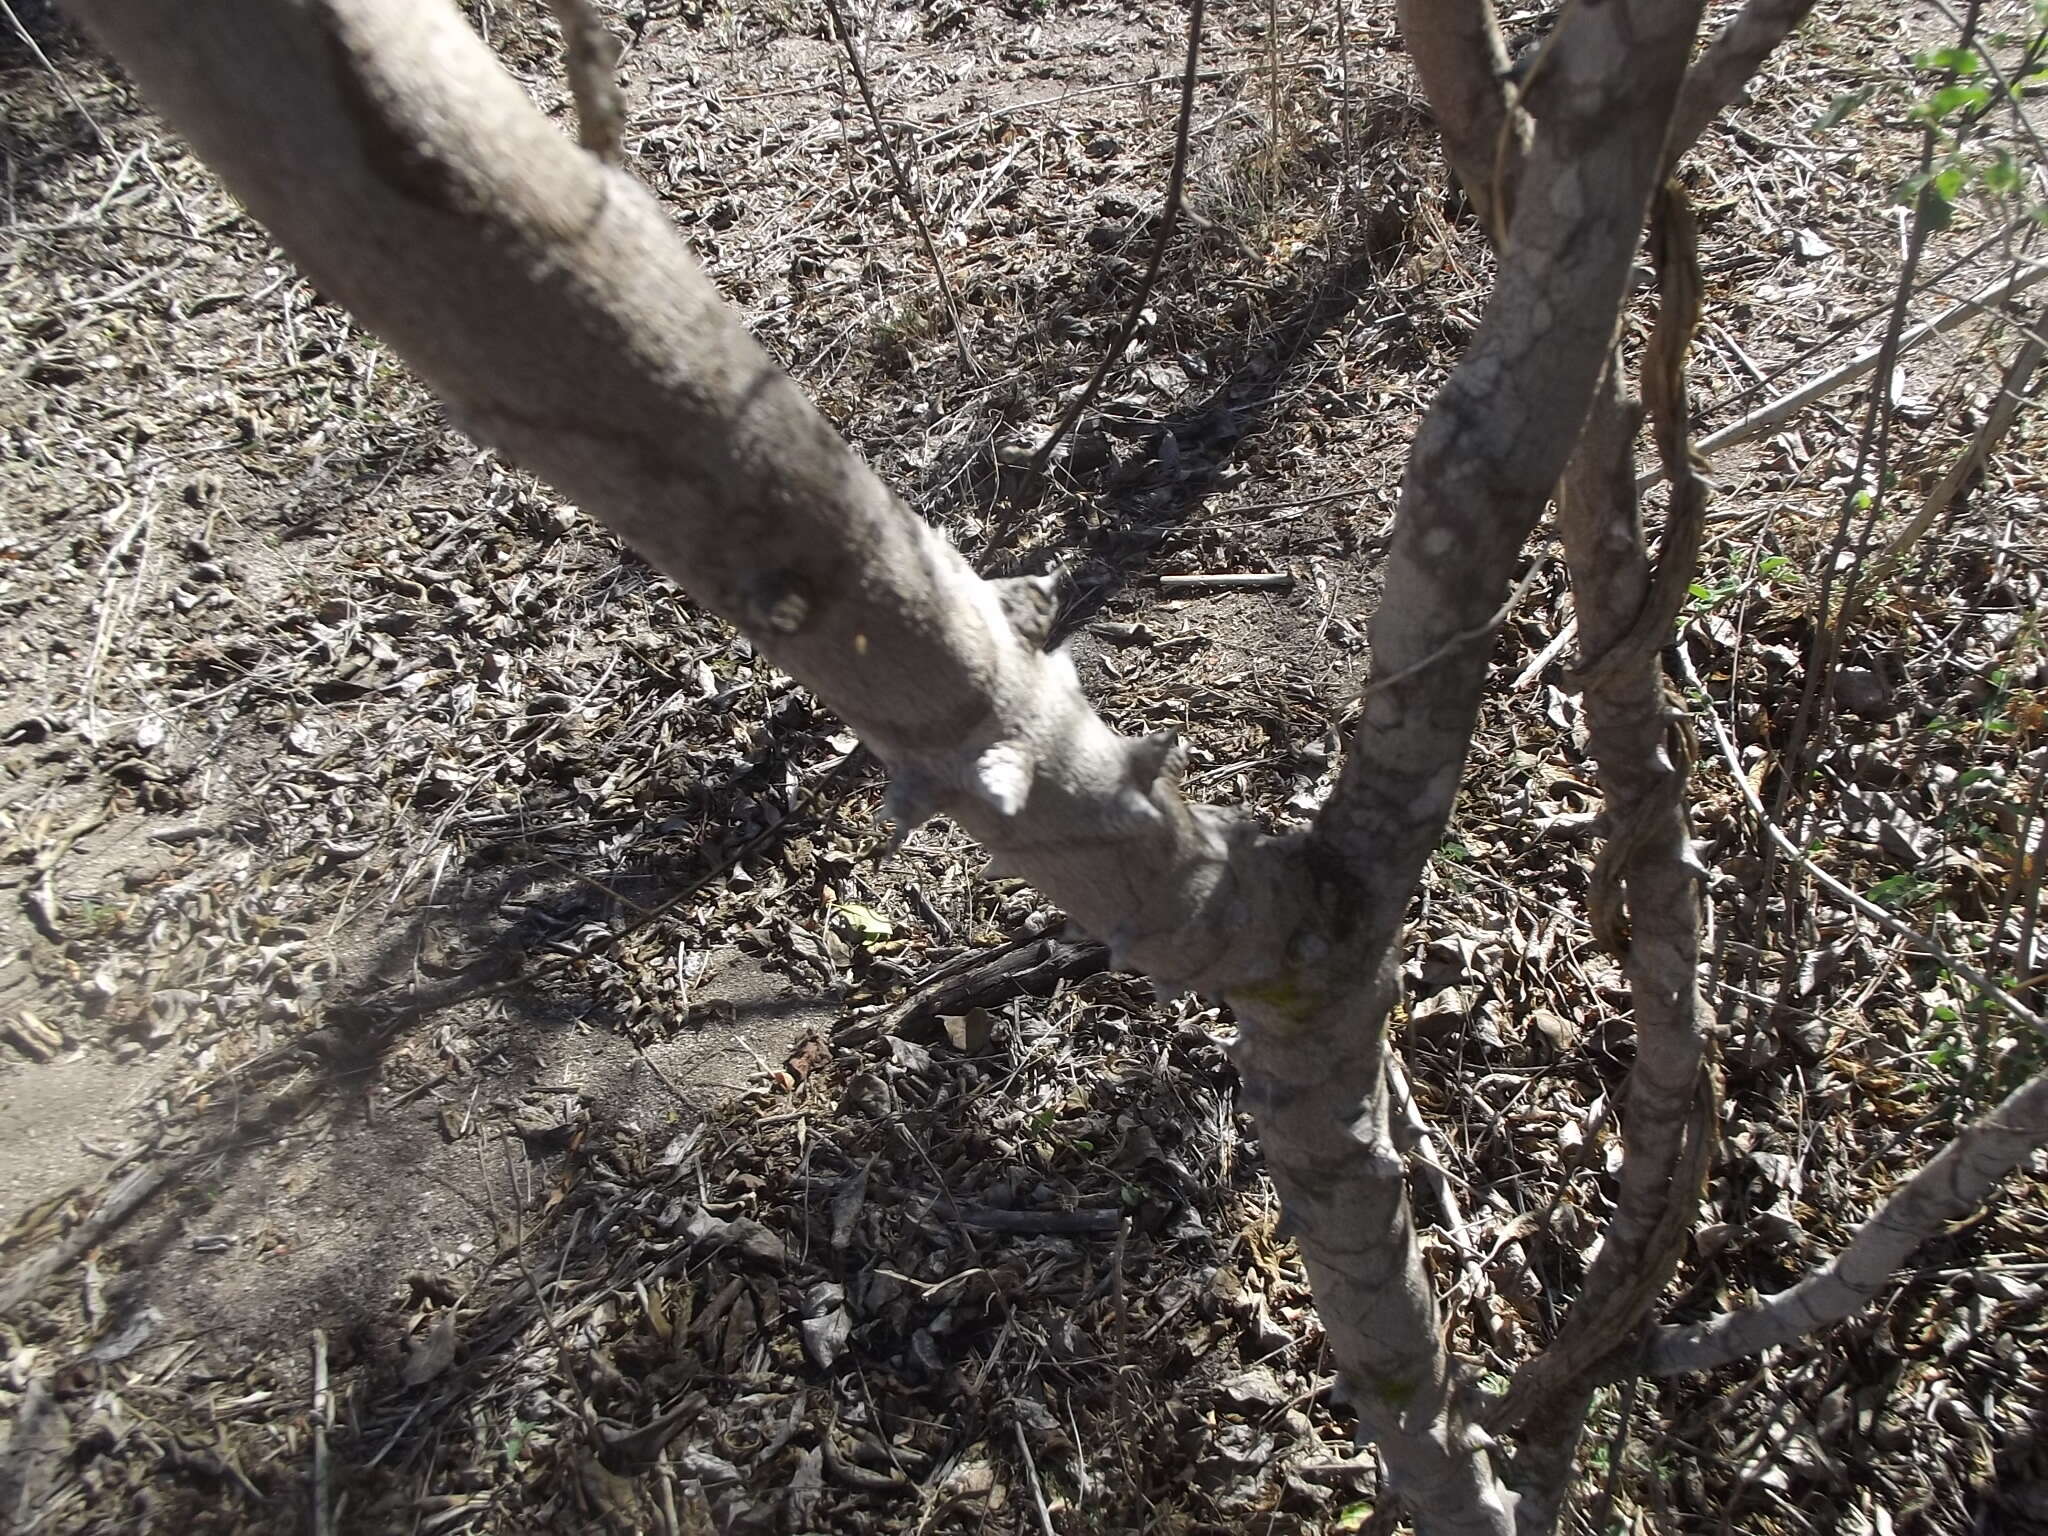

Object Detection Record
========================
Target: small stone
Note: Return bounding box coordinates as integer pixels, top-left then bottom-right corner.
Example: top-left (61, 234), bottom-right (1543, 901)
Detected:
top-left (1833, 667), bottom-right (1892, 719)
top-left (1790, 227), bottom-right (1834, 262)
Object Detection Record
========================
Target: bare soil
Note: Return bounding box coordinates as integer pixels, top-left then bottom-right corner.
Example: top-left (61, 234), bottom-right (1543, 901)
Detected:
top-left (2, 1), bottom-right (2045, 1534)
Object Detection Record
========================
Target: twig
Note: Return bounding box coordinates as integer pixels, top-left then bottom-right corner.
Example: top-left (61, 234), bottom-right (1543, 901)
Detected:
top-left (945, 1203), bottom-right (1122, 1237)
top-left (1027, 0), bottom-right (1206, 478)
top-left (494, 1138), bottom-right (592, 1415)
top-left (1157, 571), bottom-right (1292, 592)
top-left (1385, 1056), bottom-right (1467, 1241)
top-left (1333, 0), bottom-right (1354, 182)
top-left (1836, 324), bottom-right (2046, 632)
top-left (821, 0), bottom-right (980, 378)
top-left (1575, 1363), bottom-right (1642, 1536)
top-left (1675, 259), bottom-right (2048, 482)
top-left (1012, 1417), bottom-right (1058, 1536)
top-left (1359, 552), bottom-right (1552, 701)
top-left (547, 0), bottom-right (626, 164)
top-left (0, 1161), bottom-right (171, 1315)
top-left (1675, 643), bottom-right (2046, 1035)
top-left (1, 0), bottom-right (108, 149)
top-left (1648, 1064), bottom-right (2048, 1375)
top-left (310, 1330), bottom-right (333, 1536)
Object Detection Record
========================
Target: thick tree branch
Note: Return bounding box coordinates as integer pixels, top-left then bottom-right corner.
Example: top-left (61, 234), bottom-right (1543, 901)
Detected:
top-left (1406, 0), bottom-right (1820, 227)
top-left (546, 0), bottom-right (624, 165)
top-left (1668, 0), bottom-right (1822, 163)
top-left (1387, 2), bottom-right (1809, 1495)
top-left (65, 0), bottom-right (1306, 1005)
top-left (1494, 216), bottom-right (1717, 1447)
top-left (1650, 1067), bottom-right (2048, 1375)
top-left (1394, 0), bottom-right (1520, 229)
top-left (1313, 0), bottom-right (1704, 935)
top-left (1263, 5), bottom-right (1704, 1529)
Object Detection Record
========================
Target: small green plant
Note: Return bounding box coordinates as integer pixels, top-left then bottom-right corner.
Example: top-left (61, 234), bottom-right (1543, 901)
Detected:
top-left (501, 1417), bottom-right (537, 1468)
top-left (1864, 872), bottom-right (1942, 910)
top-left (1815, 9), bottom-right (2048, 231)
top-left (1687, 552), bottom-right (1796, 613)
top-left (1900, 23), bottom-right (2048, 229)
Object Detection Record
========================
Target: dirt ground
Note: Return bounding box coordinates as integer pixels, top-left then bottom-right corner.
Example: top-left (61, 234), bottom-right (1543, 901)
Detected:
top-left (2, 0), bottom-right (2046, 1532)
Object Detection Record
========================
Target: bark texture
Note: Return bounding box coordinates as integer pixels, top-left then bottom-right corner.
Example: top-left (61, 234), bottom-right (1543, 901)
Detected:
top-left (1669, 0), bottom-right (1823, 161)
top-left (1493, 187), bottom-right (1717, 1461)
top-left (1390, 7), bottom-right (1788, 1523)
top-left (65, 0), bottom-right (1311, 1009)
top-left (1650, 1066), bottom-right (2048, 1375)
top-left (1262, 4), bottom-right (1705, 1527)
top-left (59, 4), bottom-right (1943, 1533)
top-left (1394, 0), bottom-right (1522, 231)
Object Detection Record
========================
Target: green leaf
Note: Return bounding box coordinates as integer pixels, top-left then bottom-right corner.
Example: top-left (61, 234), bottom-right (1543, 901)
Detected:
top-left (1913, 81), bottom-right (1993, 122)
top-left (831, 901), bottom-right (895, 941)
top-left (1816, 86), bottom-right (1874, 130)
top-left (1915, 46), bottom-right (1985, 75)
top-left (1983, 150), bottom-right (2024, 197)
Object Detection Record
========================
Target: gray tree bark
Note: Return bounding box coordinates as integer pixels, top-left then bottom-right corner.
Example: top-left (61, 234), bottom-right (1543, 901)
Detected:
top-left (63, 2), bottom-right (2043, 1532)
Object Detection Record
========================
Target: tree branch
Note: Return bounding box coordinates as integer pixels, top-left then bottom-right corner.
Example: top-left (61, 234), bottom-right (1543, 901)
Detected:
top-left (1313, 0), bottom-right (1704, 927)
top-left (1404, 0), bottom-right (1821, 229)
top-left (1649, 1066), bottom-right (2048, 1375)
top-left (1262, 5), bottom-right (1705, 1528)
top-left (1667, 0), bottom-right (1822, 164)
top-left (64, 0), bottom-right (1304, 1005)
top-left (1027, 0), bottom-right (1204, 478)
top-left (1394, 0), bottom-right (1520, 229)
top-left (1493, 189), bottom-right (1719, 1476)
top-left (546, 0), bottom-right (624, 165)
top-left (821, 0), bottom-right (981, 379)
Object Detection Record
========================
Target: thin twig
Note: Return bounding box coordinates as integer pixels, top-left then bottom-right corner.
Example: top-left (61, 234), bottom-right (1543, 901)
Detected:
top-left (1677, 258), bottom-right (2048, 481)
top-left (495, 1137), bottom-right (592, 1415)
top-left (1334, 0), bottom-right (1354, 184)
top-left (1359, 552), bottom-right (1552, 701)
top-left (1675, 643), bottom-right (2046, 1035)
top-left (0, 1162), bottom-right (170, 1314)
top-left (1026, 0), bottom-right (1206, 478)
top-left (1386, 1055), bottom-right (1468, 1241)
top-left (1836, 324), bottom-right (2045, 633)
top-left (310, 1330), bottom-right (333, 1536)
top-left (1157, 571), bottom-right (1292, 592)
top-left (1582, 1360), bottom-right (1641, 1536)
top-left (821, 0), bottom-right (980, 378)
top-left (1013, 1418), bottom-right (1058, 1536)
top-left (1, 0), bottom-right (108, 148)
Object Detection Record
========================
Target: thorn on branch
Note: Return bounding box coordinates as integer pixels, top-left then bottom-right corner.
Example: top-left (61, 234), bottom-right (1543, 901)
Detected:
top-left (880, 770), bottom-right (943, 848)
top-left (1126, 730), bottom-right (1186, 794)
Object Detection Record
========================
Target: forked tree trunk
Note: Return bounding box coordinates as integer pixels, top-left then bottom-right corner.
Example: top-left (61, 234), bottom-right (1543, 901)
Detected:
top-left (70, 4), bottom-right (2048, 1534)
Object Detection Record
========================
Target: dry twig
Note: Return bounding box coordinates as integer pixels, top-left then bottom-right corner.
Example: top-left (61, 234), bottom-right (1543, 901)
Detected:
top-left (1026, 0), bottom-right (1206, 478)
top-left (821, 0), bottom-right (980, 379)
